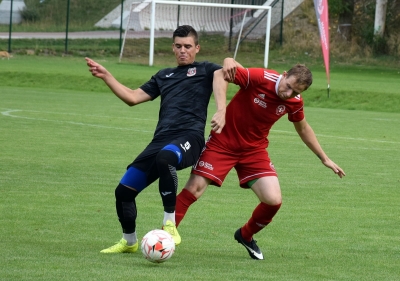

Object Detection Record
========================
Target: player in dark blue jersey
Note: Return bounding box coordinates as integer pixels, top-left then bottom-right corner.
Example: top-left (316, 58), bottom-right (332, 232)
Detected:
top-left (86, 25), bottom-right (235, 253)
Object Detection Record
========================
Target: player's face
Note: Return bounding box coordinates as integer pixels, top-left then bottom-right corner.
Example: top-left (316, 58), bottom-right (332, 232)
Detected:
top-left (277, 74), bottom-right (307, 100)
top-left (172, 36), bottom-right (200, 66)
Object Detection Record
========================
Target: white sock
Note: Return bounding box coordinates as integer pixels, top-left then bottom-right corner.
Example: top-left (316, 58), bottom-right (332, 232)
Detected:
top-left (163, 211), bottom-right (175, 225)
top-left (123, 232), bottom-right (137, 246)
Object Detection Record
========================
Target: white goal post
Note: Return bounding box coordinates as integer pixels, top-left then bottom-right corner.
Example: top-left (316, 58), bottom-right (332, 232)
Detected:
top-left (120, 0), bottom-right (272, 67)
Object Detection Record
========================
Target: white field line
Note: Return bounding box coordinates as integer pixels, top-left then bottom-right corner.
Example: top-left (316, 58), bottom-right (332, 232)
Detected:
top-left (2, 108), bottom-right (399, 145)
top-left (370, 118), bottom-right (400, 122)
top-left (271, 130), bottom-right (400, 144)
top-left (1, 109), bottom-right (154, 133)
top-left (1, 108), bottom-right (157, 121)
top-left (271, 129), bottom-right (400, 145)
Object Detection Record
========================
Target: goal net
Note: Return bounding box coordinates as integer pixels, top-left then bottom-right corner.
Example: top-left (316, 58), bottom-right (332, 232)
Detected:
top-left (119, 0), bottom-right (282, 67)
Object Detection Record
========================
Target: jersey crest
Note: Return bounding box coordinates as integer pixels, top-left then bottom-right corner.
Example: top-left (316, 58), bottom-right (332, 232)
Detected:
top-left (187, 67), bottom-right (196, 77)
top-left (276, 105), bottom-right (286, 115)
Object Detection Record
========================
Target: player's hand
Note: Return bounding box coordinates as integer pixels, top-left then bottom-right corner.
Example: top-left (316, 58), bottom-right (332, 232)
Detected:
top-left (210, 109), bottom-right (226, 134)
top-left (222, 58), bottom-right (237, 82)
top-left (85, 57), bottom-right (108, 79)
top-left (322, 159), bottom-right (346, 178)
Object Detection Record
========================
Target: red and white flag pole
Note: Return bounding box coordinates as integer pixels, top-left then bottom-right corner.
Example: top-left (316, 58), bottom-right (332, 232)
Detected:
top-left (313, 0), bottom-right (330, 97)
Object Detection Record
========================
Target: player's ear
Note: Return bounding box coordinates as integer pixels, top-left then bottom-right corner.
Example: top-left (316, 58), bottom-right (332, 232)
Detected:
top-left (172, 43), bottom-right (175, 51)
top-left (195, 44), bottom-right (200, 53)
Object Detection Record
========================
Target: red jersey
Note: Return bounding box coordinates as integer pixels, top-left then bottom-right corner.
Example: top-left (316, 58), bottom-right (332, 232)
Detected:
top-left (210, 67), bottom-right (304, 151)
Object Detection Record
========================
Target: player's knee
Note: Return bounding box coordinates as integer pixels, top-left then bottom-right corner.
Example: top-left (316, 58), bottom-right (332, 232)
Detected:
top-left (115, 183), bottom-right (138, 201)
top-left (258, 188), bottom-right (282, 205)
top-left (183, 184), bottom-right (198, 195)
top-left (156, 148), bottom-right (180, 167)
top-left (184, 174), bottom-right (209, 198)
top-left (262, 195), bottom-right (282, 206)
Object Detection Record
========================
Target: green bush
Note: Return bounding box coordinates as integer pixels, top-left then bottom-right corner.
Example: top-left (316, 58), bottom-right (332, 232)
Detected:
top-left (372, 35), bottom-right (389, 55)
top-left (20, 6), bottom-right (40, 22)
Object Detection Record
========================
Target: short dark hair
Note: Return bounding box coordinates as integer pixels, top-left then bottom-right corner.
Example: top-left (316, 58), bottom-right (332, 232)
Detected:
top-left (173, 25), bottom-right (199, 45)
top-left (287, 64), bottom-right (313, 90)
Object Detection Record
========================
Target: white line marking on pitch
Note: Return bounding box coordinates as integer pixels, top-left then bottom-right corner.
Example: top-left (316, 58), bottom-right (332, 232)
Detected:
top-left (270, 129), bottom-right (400, 145)
top-left (2, 109), bottom-right (399, 144)
top-left (1, 108), bottom-right (157, 121)
top-left (1, 109), bottom-right (153, 133)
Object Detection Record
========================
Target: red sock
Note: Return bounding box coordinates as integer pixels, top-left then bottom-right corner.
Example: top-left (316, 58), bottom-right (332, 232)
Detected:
top-left (176, 189), bottom-right (197, 227)
top-left (241, 202), bottom-right (282, 242)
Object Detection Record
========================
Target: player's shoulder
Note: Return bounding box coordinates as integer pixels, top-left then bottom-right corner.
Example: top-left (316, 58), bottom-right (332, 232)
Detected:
top-left (240, 68), bottom-right (280, 85)
top-left (195, 60), bottom-right (217, 66)
top-left (242, 67), bottom-right (279, 76)
top-left (258, 68), bottom-right (280, 78)
top-left (285, 94), bottom-right (304, 105)
top-left (264, 68), bottom-right (279, 74)
top-left (195, 61), bottom-right (222, 70)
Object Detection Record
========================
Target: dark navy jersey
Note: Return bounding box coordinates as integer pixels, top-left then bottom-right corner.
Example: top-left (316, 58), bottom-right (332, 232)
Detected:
top-left (140, 61), bottom-right (221, 139)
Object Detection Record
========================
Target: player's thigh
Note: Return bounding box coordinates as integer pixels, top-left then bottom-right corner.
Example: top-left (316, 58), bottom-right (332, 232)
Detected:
top-left (125, 145), bottom-right (163, 191)
top-left (251, 176), bottom-right (282, 205)
top-left (170, 133), bottom-right (205, 169)
top-left (235, 148), bottom-right (277, 188)
top-left (192, 143), bottom-right (238, 186)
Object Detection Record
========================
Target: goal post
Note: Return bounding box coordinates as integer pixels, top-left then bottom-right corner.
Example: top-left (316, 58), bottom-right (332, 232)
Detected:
top-left (120, 0), bottom-right (272, 67)
top-left (149, 0), bottom-right (271, 67)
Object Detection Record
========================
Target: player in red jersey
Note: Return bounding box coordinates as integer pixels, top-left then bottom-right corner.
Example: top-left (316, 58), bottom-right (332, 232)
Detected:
top-left (175, 60), bottom-right (346, 260)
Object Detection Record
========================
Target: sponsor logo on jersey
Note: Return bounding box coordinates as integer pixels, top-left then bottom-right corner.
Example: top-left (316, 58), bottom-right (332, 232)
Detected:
top-left (258, 93), bottom-right (265, 99)
top-left (166, 73), bottom-right (174, 77)
top-left (180, 141), bottom-right (191, 152)
top-left (187, 67), bottom-right (196, 77)
top-left (254, 98), bottom-right (267, 108)
top-left (198, 161), bottom-right (214, 171)
top-left (276, 105), bottom-right (286, 115)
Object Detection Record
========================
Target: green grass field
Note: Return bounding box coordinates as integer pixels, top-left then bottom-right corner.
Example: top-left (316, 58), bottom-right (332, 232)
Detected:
top-left (1, 57), bottom-right (399, 280)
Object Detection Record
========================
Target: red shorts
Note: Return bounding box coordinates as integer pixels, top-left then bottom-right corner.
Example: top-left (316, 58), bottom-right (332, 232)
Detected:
top-left (192, 138), bottom-right (277, 188)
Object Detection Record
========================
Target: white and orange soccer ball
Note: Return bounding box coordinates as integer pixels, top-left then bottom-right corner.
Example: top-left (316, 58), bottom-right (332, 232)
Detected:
top-left (140, 229), bottom-right (175, 263)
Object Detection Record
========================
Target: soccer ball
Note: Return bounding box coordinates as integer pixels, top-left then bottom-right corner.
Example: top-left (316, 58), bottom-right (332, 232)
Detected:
top-left (141, 229), bottom-right (175, 263)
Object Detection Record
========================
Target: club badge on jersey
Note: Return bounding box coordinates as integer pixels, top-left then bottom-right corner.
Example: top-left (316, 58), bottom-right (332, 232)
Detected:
top-left (276, 105), bottom-right (286, 115)
top-left (187, 67), bottom-right (196, 77)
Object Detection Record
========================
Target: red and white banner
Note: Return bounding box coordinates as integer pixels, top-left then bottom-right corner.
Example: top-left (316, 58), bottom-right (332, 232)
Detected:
top-left (313, 0), bottom-right (330, 93)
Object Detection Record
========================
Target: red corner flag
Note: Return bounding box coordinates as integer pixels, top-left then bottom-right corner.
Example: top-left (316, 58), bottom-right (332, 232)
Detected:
top-left (313, 0), bottom-right (330, 97)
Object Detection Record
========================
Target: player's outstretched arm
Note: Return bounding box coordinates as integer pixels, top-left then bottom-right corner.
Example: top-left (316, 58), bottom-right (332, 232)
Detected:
top-left (211, 69), bottom-right (227, 134)
top-left (293, 119), bottom-right (346, 178)
top-left (85, 57), bottom-right (151, 106)
top-left (210, 58), bottom-right (243, 133)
